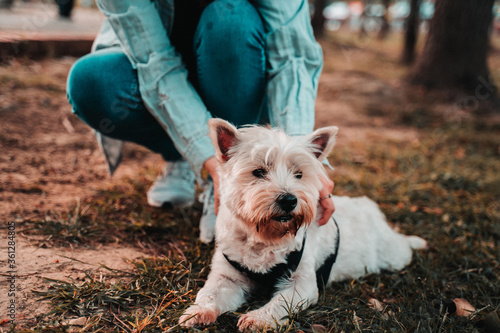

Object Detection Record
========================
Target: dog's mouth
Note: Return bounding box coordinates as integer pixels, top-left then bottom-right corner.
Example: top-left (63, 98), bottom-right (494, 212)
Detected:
top-left (256, 214), bottom-right (305, 240)
top-left (273, 215), bottom-right (293, 223)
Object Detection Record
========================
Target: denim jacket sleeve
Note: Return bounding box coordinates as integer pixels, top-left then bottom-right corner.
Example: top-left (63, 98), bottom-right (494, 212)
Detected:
top-left (96, 0), bottom-right (215, 180)
top-left (253, 0), bottom-right (323, 136)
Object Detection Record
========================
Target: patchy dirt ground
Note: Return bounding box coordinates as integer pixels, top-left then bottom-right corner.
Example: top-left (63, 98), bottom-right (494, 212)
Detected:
top-left (0, 58), bottom-right (173, 325)
top-left (3, 236), bottom-right (147, 325)
top-left (0, 35), bottom-right (498, 329)
top-left (0, 58), bottom-right (162, 219)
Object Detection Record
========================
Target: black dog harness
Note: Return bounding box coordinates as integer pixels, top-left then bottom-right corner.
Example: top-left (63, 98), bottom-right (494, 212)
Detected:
top-left (223, 218), bottom-right (341, 295)
top-left (315, 217), bottom-right (341, 290)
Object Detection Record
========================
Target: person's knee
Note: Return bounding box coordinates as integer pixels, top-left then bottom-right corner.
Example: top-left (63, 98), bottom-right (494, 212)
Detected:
top-left (67, 51), bottom-right (135, 126)
top-left (197, 0), bottom-right (265, 52)
top-left (67, 54), bottom-right (97, 121)
top-left (67, 52), bottom-right (122, 131)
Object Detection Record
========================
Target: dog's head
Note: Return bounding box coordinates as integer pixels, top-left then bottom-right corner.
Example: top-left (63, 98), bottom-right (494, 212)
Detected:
top-left (209, 119), bottom-right (338, 242)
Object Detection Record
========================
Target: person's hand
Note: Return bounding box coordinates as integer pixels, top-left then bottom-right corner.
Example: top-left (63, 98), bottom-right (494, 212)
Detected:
top-left (317, 176), bottom-right (335, 226)
top-left (203, 156), bottom-right (220, 215)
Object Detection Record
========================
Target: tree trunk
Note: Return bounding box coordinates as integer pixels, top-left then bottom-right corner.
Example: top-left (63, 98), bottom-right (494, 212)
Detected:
top-left (311, 0), bottom-right (327, 39)
top-left (378, 0), bottom-right (391, 39)
top-left (358, 0), bottom-right (370, 39)
top-left (407, 0), bottom-right (496, 94)
top-left (401, 0), bottom-right (420, 64)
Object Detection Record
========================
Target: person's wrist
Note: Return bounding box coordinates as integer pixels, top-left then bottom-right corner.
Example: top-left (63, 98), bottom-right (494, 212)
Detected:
top-left (203, 156), bottom-right (220, 215)
top-left (203, 156), bottom-right (218, 181)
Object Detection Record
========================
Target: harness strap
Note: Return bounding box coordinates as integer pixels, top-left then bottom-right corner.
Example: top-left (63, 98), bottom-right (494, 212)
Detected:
top-left (315, 217), bottom-right (340, 290)
top-left (223, 217), bottom-right (341, 294)
top-left (224, 237), bottom-right (306, 294)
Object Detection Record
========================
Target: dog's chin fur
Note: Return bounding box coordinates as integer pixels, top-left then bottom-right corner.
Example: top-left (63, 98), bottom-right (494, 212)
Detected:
top-left (229, 189), bottom-right (317, 242)
top-left (255, 215), bottom-right (304, 242)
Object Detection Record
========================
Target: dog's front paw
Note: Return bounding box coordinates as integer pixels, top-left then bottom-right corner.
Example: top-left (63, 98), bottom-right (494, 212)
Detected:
top-left (179, 304), bottom-right (220, 327)
top-left (237, 311), bottom-right (277, 332)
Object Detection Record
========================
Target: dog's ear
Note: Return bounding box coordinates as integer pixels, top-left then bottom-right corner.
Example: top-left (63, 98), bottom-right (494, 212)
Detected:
top-left (306, 126), bottom-right (338, 160)
top-left (208, 118), bottom-right (239, 163)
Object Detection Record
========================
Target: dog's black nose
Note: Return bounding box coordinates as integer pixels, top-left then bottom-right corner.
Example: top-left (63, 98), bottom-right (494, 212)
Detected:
top-left (277, 193), bottom-right (297, 213)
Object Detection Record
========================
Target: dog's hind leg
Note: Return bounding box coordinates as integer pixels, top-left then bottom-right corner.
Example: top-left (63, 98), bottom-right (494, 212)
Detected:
top-left (376, 231), bottom-right (427, 272)
top-left (407, 235), bottom-right (428, 250)
top-left (347, 196), bottom-right (427, 272)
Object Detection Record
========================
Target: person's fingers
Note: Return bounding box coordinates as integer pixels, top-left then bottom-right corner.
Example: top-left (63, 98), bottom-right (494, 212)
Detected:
top-left (317, 177), bottom-right (335, 226)
top-left (213, 177), bottom-right (220, 216)
top-left (203, 156), bottom-right (220, 215)
top-left (318, 195), bottom-right (335, 226)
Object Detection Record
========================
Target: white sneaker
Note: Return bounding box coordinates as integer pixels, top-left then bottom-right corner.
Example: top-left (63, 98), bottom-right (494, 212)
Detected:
top-left (147, 160), bottom-right (195, 209)
top-left (198, 181), bottom-right (216, 244)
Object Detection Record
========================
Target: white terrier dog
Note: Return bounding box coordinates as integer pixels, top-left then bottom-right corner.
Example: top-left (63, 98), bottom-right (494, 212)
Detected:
top-left (180, 119), bottom-right (427, 331)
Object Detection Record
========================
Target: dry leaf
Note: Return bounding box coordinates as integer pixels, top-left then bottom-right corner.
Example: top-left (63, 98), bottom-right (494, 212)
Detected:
top-left (67, 317), bottom-right (87, 326)
top-left (453, 298), bottom-right (475, 317)
top-left (368, 298), bottom-right (390, 320)
top-left (368, 298), bottom-right (384, 312)
top-left (311, 324), bottom-right (328, 333)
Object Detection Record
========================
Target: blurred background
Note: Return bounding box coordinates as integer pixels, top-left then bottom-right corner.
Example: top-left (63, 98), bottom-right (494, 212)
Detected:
top-left (1, 0), bottom-right (499, 95)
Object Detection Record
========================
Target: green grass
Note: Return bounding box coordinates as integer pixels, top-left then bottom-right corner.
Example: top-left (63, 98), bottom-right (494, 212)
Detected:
top-left (32, 258), bottom-right (199, 332)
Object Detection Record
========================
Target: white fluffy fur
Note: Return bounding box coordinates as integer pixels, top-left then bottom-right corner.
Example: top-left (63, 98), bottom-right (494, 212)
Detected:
top-left (179, 119), bottom-right (427, 331)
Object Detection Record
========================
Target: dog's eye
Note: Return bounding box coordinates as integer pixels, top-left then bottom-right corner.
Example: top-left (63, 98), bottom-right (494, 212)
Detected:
top-left (294, 171), bottom-right (303, 179)
top-left (252, 168), bottom-right (267, 178)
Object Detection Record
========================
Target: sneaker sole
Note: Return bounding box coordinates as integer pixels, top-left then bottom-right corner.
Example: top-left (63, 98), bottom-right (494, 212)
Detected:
top-left (147, 197), bottom-right (195, 209)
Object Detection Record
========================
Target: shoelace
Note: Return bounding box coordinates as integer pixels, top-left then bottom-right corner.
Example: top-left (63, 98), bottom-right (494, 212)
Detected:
top-left (199, 181), bottom-right (214, 214)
